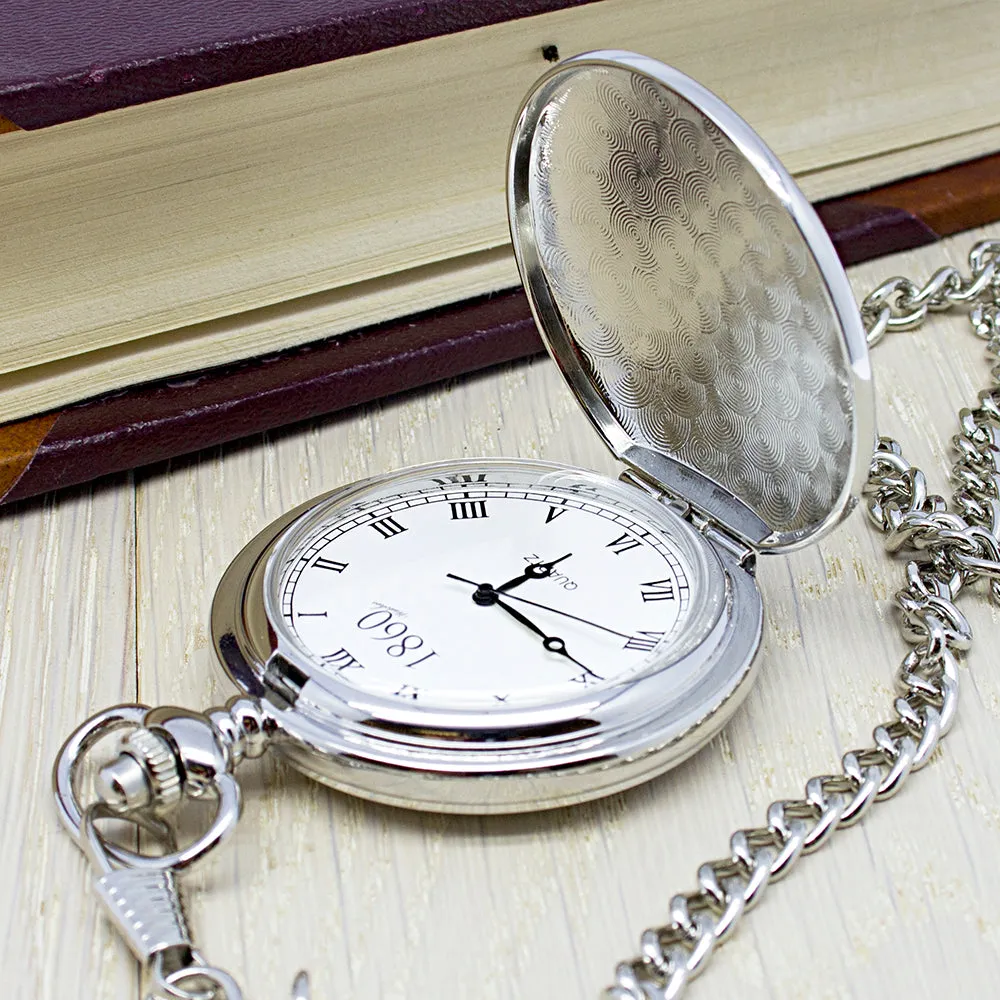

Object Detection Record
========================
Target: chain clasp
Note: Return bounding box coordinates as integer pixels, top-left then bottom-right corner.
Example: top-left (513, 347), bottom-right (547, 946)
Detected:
top-left (53, 701), bottom-right (307, 999)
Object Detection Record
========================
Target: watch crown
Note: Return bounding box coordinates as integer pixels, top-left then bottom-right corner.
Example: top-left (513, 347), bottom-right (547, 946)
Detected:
top-left (96, 727), bottom-right (183, 815)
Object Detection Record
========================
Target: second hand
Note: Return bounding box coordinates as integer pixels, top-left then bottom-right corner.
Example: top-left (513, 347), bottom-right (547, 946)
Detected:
top-left (445, 574), bottom-right (632, 640)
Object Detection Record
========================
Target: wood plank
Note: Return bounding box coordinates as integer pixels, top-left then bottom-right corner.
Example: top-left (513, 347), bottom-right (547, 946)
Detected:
top-left (0, 480), bottom-right (137, 997)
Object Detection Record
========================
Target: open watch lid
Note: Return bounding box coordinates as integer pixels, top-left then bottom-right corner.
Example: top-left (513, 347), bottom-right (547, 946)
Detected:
top-left (507, 51), bottom-right (874, 552)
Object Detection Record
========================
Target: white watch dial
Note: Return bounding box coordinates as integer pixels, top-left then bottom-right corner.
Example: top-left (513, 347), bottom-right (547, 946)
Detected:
top-left (267, 462), bottom-right (725, 711)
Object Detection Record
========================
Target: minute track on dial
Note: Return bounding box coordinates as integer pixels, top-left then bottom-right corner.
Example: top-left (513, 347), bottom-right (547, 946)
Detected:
top-left (277, 477), bottom-right (696, 712)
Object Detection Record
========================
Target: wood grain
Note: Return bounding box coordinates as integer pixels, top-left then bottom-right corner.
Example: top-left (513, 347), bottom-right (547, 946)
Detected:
top-left (0, 480), bottom-right (138, 997)
top-left (4, 226), bottom-right (1000, 998)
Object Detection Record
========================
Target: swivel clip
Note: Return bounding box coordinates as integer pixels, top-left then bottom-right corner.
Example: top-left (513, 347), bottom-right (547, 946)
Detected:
top-left (53, 701), bottom-right (308, 999)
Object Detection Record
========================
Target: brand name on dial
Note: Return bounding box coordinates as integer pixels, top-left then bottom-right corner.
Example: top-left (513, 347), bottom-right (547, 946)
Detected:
top-left (523, 553), bottom-right (578, 590)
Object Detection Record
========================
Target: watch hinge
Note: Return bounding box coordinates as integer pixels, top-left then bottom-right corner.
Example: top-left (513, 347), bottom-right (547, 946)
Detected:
top-left (619, 469), bottom-right (755, 570)
top-left (690, 512), bottom-right (757, 570)
top-left (618, 469), bottom-right (690, 517)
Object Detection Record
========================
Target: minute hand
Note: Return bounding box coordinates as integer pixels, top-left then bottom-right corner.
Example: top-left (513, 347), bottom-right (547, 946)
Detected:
top-left (489, 596), bottom-right (603, 680)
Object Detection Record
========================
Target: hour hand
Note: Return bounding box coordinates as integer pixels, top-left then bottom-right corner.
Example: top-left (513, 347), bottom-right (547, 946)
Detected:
top-left (494, 553), bottom-right (572, 594)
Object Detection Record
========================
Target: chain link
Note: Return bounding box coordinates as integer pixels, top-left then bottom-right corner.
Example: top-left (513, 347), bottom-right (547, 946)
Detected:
top-left (605, 238), bottom-right (1000, 999)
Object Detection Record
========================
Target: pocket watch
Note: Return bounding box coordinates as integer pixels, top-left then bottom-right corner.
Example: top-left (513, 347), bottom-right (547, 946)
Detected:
top-left (55, 51), bottom-right (999, 1000)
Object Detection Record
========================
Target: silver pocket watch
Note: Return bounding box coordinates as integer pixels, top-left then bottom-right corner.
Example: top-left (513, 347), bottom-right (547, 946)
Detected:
top-left (56, 51), bottom-right (882, 999)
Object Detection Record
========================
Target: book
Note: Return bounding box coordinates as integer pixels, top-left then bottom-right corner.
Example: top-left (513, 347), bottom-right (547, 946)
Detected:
top-left (0, 0), bottom-right (595, 128)
top-left (1, 153), bottom-right (997, 508)
top-left (2, 0), bottom-right (1000, 428)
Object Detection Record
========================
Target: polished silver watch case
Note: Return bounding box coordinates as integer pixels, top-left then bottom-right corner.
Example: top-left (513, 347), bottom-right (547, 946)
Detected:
top-left (211, 51), bottom-right (874, 814)
top-left (212, 460), bottom-right (760, 813)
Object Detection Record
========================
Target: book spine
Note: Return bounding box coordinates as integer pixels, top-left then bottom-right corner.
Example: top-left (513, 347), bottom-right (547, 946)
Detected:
top-left (2, 154), bottom-right (997, 508)
top-left (0, 292), bottom-right (543, 503)
top-left (0, 0), bottom-right (596, 129)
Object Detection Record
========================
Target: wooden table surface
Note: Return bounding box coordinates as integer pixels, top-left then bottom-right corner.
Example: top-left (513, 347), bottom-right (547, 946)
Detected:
top-left (3, 226), bottom-right (1000, 1000)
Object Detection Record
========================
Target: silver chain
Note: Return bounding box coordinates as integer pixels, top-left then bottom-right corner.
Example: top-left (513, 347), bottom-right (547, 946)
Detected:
top-left (606, 237), bottom-right (1000, 1000)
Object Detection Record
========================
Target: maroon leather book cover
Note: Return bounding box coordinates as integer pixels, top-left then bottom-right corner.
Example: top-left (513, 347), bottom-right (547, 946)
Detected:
top-left (0, 153), bottom-right (997, 508)
top-left (0, 0), bottom-right (597, 129)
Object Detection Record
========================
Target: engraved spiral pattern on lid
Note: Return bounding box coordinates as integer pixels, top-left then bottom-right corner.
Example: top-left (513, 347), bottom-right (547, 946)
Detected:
top-left (527, 66), bottom-right (853, 534)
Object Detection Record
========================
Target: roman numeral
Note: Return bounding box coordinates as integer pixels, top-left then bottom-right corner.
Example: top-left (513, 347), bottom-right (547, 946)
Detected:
top-left (320, 648), bottom-right (364, 672)
top-left (370, 516), bottom-right (407, 539)
top-left (624, 631), bottom-right (665, 652)
top-left (607, 532), bottom-right (641, 555)
top-left (450, 500), bottom-right (488, 520)
top-left (640, 579), bottom-right (676, 602)
top-left (545, 505), bottom-right (567, 524)
top-left (314, 557), bottom-right (348, 573)
top-left (431, 473), bottom-right (487, 485)
top-left (395, 684), bottom-right (419, 699)
top-left (568, 672), bottom-right (601, 686)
